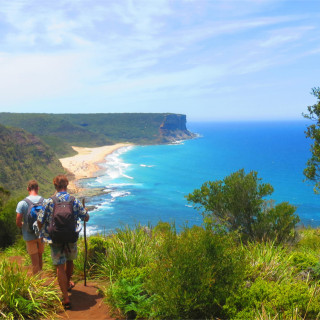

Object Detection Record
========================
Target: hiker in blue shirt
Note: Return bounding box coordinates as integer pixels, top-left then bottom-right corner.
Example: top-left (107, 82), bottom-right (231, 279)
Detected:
top-left (16, 180), bottom-right (44, 274)
top-left (38, 174), bottom-right (89, 310)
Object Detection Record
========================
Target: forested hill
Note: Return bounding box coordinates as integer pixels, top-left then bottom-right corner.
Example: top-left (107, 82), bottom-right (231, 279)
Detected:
top-left (0, 113), bottom-right (195, 157)
top-left (0, 124), bottom-right (65, 196)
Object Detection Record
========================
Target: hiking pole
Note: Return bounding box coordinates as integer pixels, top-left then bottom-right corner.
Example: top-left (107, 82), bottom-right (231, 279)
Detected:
top-left (82, 198), bottom-right (88, 286)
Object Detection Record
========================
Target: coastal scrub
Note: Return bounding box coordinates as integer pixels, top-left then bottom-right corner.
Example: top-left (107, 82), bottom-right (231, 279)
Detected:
top-left (0, 258), bottom-right (62, 319)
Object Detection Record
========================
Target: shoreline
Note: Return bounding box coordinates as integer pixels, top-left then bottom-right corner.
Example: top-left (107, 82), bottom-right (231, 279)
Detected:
top-left (59, 143), bottom-right (133, 196)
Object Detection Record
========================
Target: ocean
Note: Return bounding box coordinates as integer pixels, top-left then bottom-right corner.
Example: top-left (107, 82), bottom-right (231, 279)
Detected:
top-left (81, 121), bottom-right (320, 235)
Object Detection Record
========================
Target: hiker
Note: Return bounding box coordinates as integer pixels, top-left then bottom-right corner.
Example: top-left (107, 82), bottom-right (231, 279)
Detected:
top-left (16, 180), bottom-right (44, 274)
top-left (37, 174), bottom-right (89, 309)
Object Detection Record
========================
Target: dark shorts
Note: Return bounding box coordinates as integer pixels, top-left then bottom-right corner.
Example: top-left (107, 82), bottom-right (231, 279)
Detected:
top-left (50, 242), bottom-right (78, 265)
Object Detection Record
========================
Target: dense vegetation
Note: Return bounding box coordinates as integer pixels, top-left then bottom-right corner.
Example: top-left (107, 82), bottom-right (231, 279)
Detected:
top-left (0, 113), bottom-right (192, 157)
top-left (0, 187), bottom-right (20, 248)
top-left (1, 223), bottom-right (320, 319)
top-left (0, 124), bottom-right (65, 196)
top-left (1, 167), bottom-right (317, 319)
top-left (0, 258), bottom-right (61, 319)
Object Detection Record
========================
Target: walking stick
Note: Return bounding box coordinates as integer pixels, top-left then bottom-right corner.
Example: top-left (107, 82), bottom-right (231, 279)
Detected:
top-left (82, 198), bottom-right (88, 286)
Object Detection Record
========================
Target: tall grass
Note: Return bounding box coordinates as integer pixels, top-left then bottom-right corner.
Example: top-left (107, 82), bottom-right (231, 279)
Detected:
top-left (0, 258), bottom-right (62, 319)
top-left (93, 225), bottom-right (155, 279)
top-left (244, 241), bottom-right (295, 282)
top-left (224, 238), bottom-right (320, 319)
top-left (3, 236), bottom-right (29, 259)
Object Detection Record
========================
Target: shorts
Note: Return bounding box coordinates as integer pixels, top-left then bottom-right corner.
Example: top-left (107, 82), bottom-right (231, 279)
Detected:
top-left (50, 242), bottom-right (78, 265)
top-left (26, 238), bottom-right (45, 255)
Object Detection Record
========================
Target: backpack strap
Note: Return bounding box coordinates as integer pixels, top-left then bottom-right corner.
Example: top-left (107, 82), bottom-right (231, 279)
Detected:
top-left (24, 198), bottom-right (33, 206)
top-left (51, 195), bottom-right (75, 215)
top-left (51, 195), bottom-right (74, 204)
top-left (24, 197), bottom-right (44, 206)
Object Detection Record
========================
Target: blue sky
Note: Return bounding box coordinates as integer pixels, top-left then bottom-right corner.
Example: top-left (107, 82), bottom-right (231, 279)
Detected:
top-left (0, 0), bottom-right (319, 121)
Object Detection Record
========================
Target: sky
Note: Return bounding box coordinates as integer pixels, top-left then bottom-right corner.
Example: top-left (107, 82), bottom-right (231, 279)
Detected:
top-left (0, 0), bottom-right (319, 121)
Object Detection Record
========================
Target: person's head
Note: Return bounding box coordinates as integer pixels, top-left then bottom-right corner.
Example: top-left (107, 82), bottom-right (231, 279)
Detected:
top-left (53, 175), bottom-right (69, 191)
top-left (27, 180), bottom-right (39, 194)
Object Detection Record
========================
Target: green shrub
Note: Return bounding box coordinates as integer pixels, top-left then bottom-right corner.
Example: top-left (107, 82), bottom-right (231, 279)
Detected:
top-left (0, 258), bottom-right (62, 319)
top-left (296, 228), bottom-right (320, 252)
top-left (105, 267), bottom-right (153, 319)
top-left (225, 277), bottom-right (320, 319)
top-left (253, 202), bottom-right (300, 244)
top-left (87, 235), bottom-right (108, 261)
top-left (291, 251), bottom-right (318, 272)
top-left (146, 224), bottom-right (246, 319)
top-left (152, 221), bottom-right (172, 237)
top-left (0, 194), bottom-right (20, 249)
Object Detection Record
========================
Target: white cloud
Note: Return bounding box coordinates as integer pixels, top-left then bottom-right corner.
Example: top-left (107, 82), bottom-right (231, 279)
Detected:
top-left (0, 52), bottom-right (86, 105)
top-left (259, 26), bottom-right (314, 47)
top-left (0, 0), bottom-right (319, 120)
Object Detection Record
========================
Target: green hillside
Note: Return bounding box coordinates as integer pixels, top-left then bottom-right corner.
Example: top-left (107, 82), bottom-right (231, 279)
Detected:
top-left (0, 113), bottom-right (192, 157)
top-left (0, 124), bottom-right (65, 196)
top-left (0, 113), bottom-right (114, 157)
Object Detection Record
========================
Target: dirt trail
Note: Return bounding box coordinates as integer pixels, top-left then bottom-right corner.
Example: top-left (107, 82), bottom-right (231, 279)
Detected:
top-left (9, 256), bottom-right (117, 320)
top-left (58, 282), bottom-right (116, 320)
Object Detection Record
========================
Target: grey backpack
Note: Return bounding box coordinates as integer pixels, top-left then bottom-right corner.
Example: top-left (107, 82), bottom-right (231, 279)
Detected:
top-left (24, 197), bottom-right (44, 234)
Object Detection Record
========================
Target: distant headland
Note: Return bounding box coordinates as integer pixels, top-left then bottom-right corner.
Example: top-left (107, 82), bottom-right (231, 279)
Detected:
top-left (0, 112), bottom-right (195, 195)
top-left (0, 112), bottom-right (195, 156)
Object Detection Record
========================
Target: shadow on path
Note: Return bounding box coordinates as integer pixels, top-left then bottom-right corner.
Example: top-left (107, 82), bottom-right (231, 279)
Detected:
top-left (69, 287), bottom-right (100, 311)
top-left (59, 282), bottom-right (116, 320)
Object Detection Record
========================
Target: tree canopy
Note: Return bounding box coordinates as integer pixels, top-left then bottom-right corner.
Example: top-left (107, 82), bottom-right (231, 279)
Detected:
top-left (187, 169), bottom-right (299, 242)
top-left (303, 87), bottom-right (320, 192)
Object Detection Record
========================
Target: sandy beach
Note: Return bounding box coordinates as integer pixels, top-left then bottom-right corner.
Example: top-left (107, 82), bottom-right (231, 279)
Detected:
top-left (59, 143), bottom-right (133, 193)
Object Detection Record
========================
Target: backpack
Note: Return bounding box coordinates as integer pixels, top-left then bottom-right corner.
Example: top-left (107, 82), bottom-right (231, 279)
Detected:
top-left (24, 197), bottom-right (44, 234)
top-left (48, 195), bottom-right (79, 243)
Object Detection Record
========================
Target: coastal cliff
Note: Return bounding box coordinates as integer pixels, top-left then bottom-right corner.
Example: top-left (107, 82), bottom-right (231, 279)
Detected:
top-left (159, 114), bottom-right (196, 143)
top-left (0, 113), bottom-right (196, 155)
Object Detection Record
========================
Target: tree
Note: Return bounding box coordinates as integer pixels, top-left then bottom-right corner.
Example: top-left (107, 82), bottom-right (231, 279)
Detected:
top-left (0, 187), bottom-right (20, 248)
top-left (303, 87), bottom-right (320, 192)
top-left (186, 169), bottom-right (299, 242)
top-left (0, 186), bottom-right (10, 208)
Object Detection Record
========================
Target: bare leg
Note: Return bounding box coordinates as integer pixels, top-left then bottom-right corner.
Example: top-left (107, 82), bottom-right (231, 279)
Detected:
top-left (66, 260), bottom-right (74, 288)
top-left (38, 240), bottom-right (44, 271)
top-left (56, 264), bottom-right (69, 304)
top-left (30, 253), bottom-right (40, 274)
top-left (38, 253), bottom-right (43, 271)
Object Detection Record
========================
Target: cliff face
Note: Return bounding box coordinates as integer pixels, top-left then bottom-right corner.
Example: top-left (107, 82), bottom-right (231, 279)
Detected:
top-left (159, 114), bottom-right (196, 143)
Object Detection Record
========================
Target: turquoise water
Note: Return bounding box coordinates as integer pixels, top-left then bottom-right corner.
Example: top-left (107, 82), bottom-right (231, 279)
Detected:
top-left (83, 121), bottom-right (320, 234)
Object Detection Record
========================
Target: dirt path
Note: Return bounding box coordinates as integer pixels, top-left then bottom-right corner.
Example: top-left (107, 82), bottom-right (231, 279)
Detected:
top-left (9, 256), bottom-right (117, 320)
top-left (58, 282), bottom-right (116, 320)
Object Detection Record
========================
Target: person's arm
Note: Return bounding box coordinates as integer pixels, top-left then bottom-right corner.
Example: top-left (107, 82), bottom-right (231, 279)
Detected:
top-left (16, 213), bottom-right (23, 228)
top-left (16, 200), bottom-right (25, 228)
top-left (75, 198), bottom-right (89, 222)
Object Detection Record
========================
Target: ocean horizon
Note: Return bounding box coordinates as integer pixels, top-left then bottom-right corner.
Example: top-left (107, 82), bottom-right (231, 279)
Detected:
top-left (81, 120), bottom-right (320, 235)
